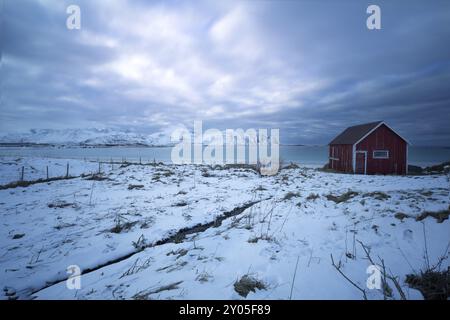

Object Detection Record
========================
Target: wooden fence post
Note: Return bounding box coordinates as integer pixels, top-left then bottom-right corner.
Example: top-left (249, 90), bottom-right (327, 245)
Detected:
top-left (66, 163), bottom-right (69, 178)
top-left (21, 166), bottom-right (24, 181)
top-left (46, 166), bottom-right (49, 179)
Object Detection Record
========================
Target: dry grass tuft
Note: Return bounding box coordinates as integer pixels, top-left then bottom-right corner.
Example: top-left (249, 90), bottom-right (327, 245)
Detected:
top-left (234, 275), bottom-right (266, 297)
top-left (416, 207), bottom-right (450, 223)
top-left (326, 191), bottom-right (359, 203)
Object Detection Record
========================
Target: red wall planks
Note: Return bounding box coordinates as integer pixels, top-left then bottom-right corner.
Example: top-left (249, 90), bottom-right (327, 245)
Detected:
top-left (329, 144), bottom-right (353, 172)
top-left (355, 124), bottom-right (407, 175)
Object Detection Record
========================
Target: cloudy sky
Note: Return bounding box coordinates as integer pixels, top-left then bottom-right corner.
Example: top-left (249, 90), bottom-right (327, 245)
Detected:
top-left (2, 0), bottom-right (450, 145)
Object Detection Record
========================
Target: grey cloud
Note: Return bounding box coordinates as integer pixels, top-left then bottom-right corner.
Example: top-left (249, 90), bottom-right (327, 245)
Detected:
top-left (1, 0), bottom-right (450, 145)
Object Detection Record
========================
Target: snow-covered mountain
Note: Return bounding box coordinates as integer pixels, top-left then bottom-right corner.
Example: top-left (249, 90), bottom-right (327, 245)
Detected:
top-left (0, 128), bottom-right (179, 146)
top-left (0, 127), bottom-right (272, 146)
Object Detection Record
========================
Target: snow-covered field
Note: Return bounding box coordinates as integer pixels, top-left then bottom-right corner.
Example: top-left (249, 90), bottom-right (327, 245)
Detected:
top-left (0, 157), bottom-right (449, 300)
top-left (0, 157), bottom-right (112, 185)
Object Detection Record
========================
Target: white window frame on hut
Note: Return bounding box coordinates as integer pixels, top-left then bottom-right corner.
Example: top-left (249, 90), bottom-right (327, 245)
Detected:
top-left (372, 150), bottom-right (389, 159)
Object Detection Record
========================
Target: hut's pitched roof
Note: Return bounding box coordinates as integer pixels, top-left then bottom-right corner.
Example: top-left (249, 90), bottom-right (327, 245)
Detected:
top-left (329, 121), bottom-right (383, 145)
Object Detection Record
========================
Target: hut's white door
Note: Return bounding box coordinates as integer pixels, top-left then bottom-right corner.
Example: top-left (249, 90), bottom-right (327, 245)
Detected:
top-left (355, 151), bottom-right (367, 174)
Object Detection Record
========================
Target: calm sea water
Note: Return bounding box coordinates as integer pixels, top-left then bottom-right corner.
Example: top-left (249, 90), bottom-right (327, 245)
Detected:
top-left (0, 145), bottom-right (449, 167)
top-left (0, 146), bottom-right (450, 167)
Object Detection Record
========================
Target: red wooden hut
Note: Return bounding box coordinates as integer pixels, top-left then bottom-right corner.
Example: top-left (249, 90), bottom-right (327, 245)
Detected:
top-left (328, 121), bottom-right (409, 175)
